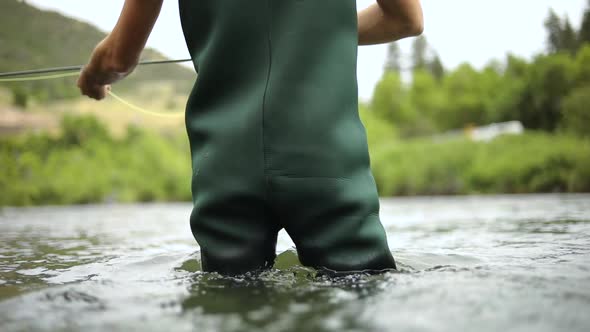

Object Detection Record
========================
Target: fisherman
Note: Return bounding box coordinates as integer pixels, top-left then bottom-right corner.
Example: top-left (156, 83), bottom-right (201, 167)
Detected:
top-left (77, 0), bottom-right (423, 275)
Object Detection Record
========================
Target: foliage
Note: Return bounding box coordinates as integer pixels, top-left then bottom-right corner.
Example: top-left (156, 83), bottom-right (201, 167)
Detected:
top-left (574, 44), bottom-right (590, 85)
top-left (371, 44), bottom-right (590, 137)
top-left (428, 55), bottom-right (445, 81)
top-left (411, 36), bottom-right (429, 71)
top-left (370, 4), bottom-right (590, 138)
top-left (384, 42), bottom-right (401, 73)
top-left (560, 85), bottom-right (590, 137)
top-left (0, 115), bottom-right (192, 206)
top-left (581, 0), bottom-right (590, 45)
top-left (11, 86), bottom-right (29, 108)
top-left (370, 72), bottom-right (409, 125)
top-left (545, 10), bottom-right (578, 54)
top-left (407, 69), bottom-right (444, 135)
top-left (369, 3), bottom-right (590, 195)
top-left (370, 133), bottom-right (590, 196)
top-left (358, 104), bottom-right (397, 149)
top-left (517, 53), bottom-right (576, 131)
top-left (2, 114), bottom-right (588, 206)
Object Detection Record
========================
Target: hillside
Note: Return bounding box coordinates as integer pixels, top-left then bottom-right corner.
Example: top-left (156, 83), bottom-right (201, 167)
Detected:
top-left (0, 0), bottom-right (195, 101)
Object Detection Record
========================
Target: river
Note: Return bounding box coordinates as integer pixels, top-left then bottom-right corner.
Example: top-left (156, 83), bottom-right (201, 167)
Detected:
top-left (1, 194), bottom-right (589, 332)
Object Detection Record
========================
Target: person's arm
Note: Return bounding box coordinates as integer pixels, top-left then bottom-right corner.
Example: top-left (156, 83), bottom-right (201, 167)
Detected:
top-left (78, 0), bottom-right (163, 100)
top-left (358, 0), bottom-right (424, 45)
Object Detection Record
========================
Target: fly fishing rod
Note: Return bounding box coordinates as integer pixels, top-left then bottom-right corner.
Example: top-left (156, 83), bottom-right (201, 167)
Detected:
top-left (0, 58), bottom-right (192, 78)
top-left (0, 59), bottom-right (194, 117)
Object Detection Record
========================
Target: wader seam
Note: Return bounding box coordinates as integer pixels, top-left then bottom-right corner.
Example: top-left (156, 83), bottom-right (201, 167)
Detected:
top-left (262, 0), bottom-right (273, 198)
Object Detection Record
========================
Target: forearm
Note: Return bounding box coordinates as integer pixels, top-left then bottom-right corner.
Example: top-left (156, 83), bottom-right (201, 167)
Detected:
top-left (358, 0), bottom-right (424, 45)
top-left (78, 0), bottom-right (163, 100)
top-left (94, 0), bottom-right (163, 73)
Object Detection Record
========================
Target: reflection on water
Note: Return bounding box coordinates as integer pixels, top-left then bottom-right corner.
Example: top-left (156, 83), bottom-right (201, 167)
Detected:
top-left (0, 195), bottom-right (589, 331)
top-left (0, 234), bottom-right (106, 299)
top-left (180, 269), bottom-right (384, 331)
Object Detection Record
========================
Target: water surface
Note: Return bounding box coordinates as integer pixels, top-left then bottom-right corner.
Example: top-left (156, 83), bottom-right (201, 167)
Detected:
top-left (1, 194), bottom-right (589, 331)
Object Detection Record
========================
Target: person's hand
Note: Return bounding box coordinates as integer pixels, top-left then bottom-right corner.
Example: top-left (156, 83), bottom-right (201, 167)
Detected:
top-left (77, 71), bottom-right (112, 100)
top-left (77, 39), bottom-right (133, 100)
top-left (77, 0), bottom-right (163, 99)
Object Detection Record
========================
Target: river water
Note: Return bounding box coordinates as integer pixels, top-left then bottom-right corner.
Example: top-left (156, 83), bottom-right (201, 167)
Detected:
top-left (0, 194), bottom-right (589, 332)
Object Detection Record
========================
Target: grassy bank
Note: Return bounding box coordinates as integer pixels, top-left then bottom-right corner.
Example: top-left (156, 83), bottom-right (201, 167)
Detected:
top-left (1, 115), bottom-right (191, 206)
top-left (371, 133), bottom-right (590, 196)
top-left (1, 115), bottom-right (589, 206)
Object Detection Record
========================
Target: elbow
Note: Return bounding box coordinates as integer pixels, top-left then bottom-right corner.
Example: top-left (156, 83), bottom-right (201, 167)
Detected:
top-left (379, 0), bottom-right (424, 38)
top-left (406, 17), bottom-right (424, 37)
top-left (384, 16), bottom-right (424, 41)
top-left (399, 10), bottom-right (424, 37)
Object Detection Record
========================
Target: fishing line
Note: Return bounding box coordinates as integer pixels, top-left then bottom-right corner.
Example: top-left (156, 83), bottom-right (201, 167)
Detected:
top-left (0, 59), bottom-right (192, 118)
top-left (0, 72), bottom-right (79, 82)
top-left (107, 90), bottom-right (183, 118)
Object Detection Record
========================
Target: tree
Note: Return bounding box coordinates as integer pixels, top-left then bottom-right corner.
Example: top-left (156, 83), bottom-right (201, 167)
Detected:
top-left (436, 62), bottom-right (512, 130)
top-left (561, 17), bottom-right (578, 54)
top-left (575, 44), bottom-right (590, 86)
top-left (12, 86), bottom-right (29, 108)
top-left (384, 42), bottom-right (402, 73)
top-left (370, 71), bottom-right (414, 127)
top-left (412, 36), bottom-right (445, 81)
top-left (491, 54), bottom-right (529, 123)
top-left (505, 54), bottom-right (529, 77)
top-left (407, 69), bottom-right (445, 135)
top-left (517, 54), bottom-right (576, 131)
top-left (579, 0), bottom-right (590, 45)
top-left (545, 9), bottom-right (563, 53)
top-left (561, 85), bottom-right (590, 137)
top-left (411, 35), bottom-right (428, 71)
top-left (358, 104), bottom-right (398, 147)
top-left (544, 9), bottom-right (580, 54)
top-left (439, 63), bottom-right (489, 130)
top-left (428, 55), bottom-right (445, 81)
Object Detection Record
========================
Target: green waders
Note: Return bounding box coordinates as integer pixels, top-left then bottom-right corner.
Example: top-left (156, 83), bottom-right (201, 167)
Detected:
top-left (179, 0), bottom-right (396, 275)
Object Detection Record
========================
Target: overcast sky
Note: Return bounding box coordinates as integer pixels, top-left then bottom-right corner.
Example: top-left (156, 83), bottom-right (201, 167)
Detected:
top-left (27, 0), bottom-right (586, 100)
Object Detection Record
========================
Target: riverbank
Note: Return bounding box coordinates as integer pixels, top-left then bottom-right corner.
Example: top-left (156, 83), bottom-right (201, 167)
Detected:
top-left (371, 132), bottom-right (590, 196)
top-left (1, 115), bottom-right (588, 206)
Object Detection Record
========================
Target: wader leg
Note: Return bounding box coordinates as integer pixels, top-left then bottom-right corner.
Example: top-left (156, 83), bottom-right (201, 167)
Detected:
top-left (270, 172), bottom-right (396, 273)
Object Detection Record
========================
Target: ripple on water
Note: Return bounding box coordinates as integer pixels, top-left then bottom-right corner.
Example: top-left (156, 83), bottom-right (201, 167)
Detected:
top-left (0, 196), bottom-right (589, 331)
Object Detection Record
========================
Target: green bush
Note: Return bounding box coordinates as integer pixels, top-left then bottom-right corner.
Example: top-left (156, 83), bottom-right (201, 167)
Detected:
top-left (370, 132), bottom-right (590, 196)
top-left (0, 114), bottom-right (191, 206)
top-left (11, 86), bottom-right (29, 108)
top-left (561, 85), bottom-right (590, 137)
